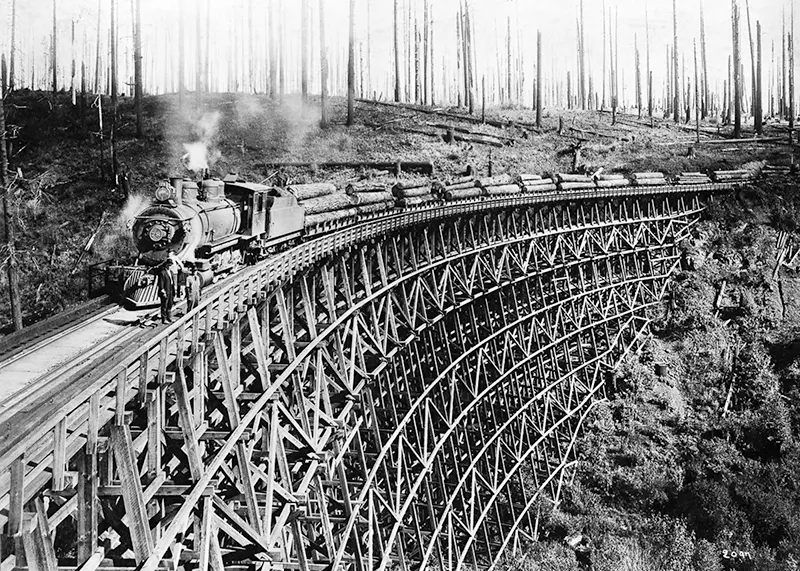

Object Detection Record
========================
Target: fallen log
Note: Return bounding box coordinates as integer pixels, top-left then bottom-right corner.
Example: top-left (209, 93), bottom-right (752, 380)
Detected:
top-left (287, 182), bottom-right (338, 200)
top-left (452, 133), bottom-right (504, 147)
top-left (299, 193), bottom-right (354, 214)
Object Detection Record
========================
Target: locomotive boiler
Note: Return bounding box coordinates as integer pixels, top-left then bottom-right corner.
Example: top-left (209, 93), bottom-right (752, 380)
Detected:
top-left (109, 175), bottom-right (305, 307)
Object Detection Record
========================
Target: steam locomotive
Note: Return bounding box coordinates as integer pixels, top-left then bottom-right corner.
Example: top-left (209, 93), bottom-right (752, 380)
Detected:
top-left (108, 175), bottom-right (304, 307)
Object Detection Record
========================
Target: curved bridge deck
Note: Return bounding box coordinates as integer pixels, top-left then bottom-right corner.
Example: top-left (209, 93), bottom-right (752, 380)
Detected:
top-left (0, 184), bottom-right (731, 571)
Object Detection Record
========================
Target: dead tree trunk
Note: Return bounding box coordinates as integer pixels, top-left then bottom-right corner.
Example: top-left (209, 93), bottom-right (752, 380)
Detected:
top-left (205, 0), bottom-right (211, 91)
top-left (94, 0), bottom-right (102, 92)
top-left (755, 21), bottom-right (762, 135)
top-left (537, 30), bottom-right (542, 127)
top-left (733, 0), bottom-right (742, 138)
top-left (394, 0), bottom-right (401, 101)
top-left (195, 0), bottom-right (203, 93)
top-left (347, 0), bottom-right (355, 125)
top-left (672, 0), bottom-right (679, 122)
top-left (302, 0), bottom-right (309, 102)
top-left (694, 39), bottom-right (700, 142)
top-left (745, 0), bottom-right (756, 117)
top-left (178, 0), bottom-right (185, 107)
top-left (52, 0), bottom-right (57, 93)
top-left (134, 0), bottom-right (143, 136)
top-left (269, 0), bottom-right (276, 97)
top-left (602, 0), bottom-right (607, 109)
top-left (700, 0), bottom-right (709, 117)
top-left (635, 35), bottom-right (641, 118)
top-left (423, 0), bottom-right (429, 105)
top-left (789, 31), bottom-right (795, 139)
top-left (320, 0), bottom-right (329, 127)
top-left (9, 0), bottom-right (16, 90)
top-left (111, 0), bottom-right (118, 179)
top-left (0, 96), bottom-right (23, 331)
top-left (579, 0), bottom-right (586, 109)
top-left (645, 0), bottom-right (651, 116)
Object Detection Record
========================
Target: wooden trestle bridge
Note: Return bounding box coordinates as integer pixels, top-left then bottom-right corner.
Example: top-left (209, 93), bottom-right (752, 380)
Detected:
top-left (0, 184), bottom-right (729, 571)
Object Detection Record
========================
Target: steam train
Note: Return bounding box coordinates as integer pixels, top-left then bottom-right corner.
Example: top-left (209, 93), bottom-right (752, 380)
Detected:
top-left (107, 175), bottom-right (305, 307)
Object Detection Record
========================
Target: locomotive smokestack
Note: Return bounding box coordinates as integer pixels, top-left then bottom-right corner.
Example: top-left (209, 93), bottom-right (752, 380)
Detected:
top-left (169, 177), bottom-right (184, 206)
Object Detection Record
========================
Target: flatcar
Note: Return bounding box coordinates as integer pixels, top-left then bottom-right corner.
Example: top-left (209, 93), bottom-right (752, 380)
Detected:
top-left (107, 175), bottom-right (304, 307)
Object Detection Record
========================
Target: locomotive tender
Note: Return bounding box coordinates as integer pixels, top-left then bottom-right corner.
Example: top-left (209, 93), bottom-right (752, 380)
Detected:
top-left (109, 175), bottom-right (304, 307)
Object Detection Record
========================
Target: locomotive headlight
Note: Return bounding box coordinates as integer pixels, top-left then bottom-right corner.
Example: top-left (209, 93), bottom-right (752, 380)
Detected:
top-left (154, 183), bottom-right (172, 202)
top-left (148, 225), bottom-right (166, 242)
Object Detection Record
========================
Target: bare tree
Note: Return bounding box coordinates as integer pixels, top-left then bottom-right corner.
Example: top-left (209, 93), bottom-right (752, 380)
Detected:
top-left (320, 0), bottom-right (329, 127)
top-left (178, 0), bottom-right (185, 107)
top-left (394, 0), bottom-right (401, 101)
top-left (52, 0), bottom-right (57, 93)
top-left (579, 0), bottom-right (586, 109)
top-left (732, 0), bottom-right (742, 137)
top-left (9, 0), bottom-right (16, 90)
top-left (536, 30), bottom-right (542, 127)
top-left (700, 0), bottom-right (709, 117)
top-left (196, 0), bottom-right (203, 93)
top-left (423, 0), bottom-right (429, 105)
top-left (645, 0), bottom-right (652, 116)
top-left (347, 0), bottom-right (355, 125)
top-left (302, 0), bottom-right (309, 101)
top-left (756, 21), bottom-right (762, 135)
top-left (134, 0), bottom-right (143, 136)
top-left (269, 0), bottom-right (276, 98)
top-left (95, 0), bottom-right (102, 93)
top-left (672, 0), bottom-right (679, 122)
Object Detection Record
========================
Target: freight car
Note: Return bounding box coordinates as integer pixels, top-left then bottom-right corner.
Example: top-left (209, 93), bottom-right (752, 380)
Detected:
top-left (107, 175), bottom-right (304, 307)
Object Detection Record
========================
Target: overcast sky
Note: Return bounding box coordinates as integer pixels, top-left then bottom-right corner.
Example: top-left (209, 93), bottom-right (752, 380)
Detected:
top-left (0, 0), bottom-right (796, 105)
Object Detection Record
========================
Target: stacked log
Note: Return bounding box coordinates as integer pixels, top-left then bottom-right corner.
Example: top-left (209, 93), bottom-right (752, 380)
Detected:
top-left (288, 182), bottom-right (338, 200)
top-left (441, 175), bottom-right (480, 201)
top-left (345, 181), bottom-right (395, 215)
top-left (675, 172), bottom-right (712, 185)
top-left (392, 178), bottom-right (438, 207)
top-left (299, 193), bottom-right (354, 215)
top-left (594, 173), bottom-right (631, 188)
top-left (555, 173), bottom-right (595, 190)
top-left (290, 182), bottom-right (357, 228)
top-left (305, 208), bottom-right (359, 227)
top-left (631, 172), bottom-right (669, 186)
top-left (520, 175), bottom-right (557, 192)
top-left (476, 174), bottom-right (522, 197)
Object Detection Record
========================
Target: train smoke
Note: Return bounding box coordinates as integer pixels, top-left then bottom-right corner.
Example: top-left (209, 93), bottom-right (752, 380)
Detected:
top-left (181, 111), bottom-right (222, 173)
top-left (95, 192), bottom-right (150, 261)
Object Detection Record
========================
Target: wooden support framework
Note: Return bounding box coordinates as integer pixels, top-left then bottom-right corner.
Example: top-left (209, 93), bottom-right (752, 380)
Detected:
top-left (0, 188), bottom-right (714, 571)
